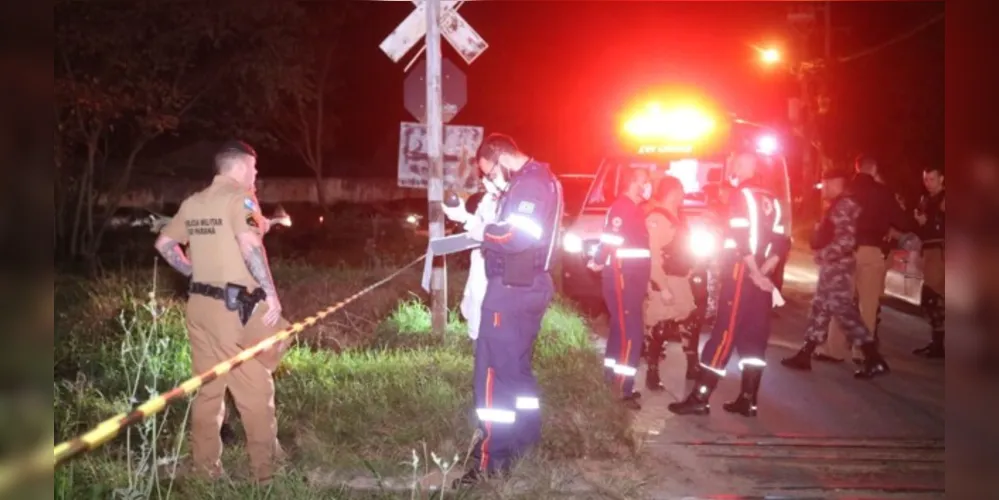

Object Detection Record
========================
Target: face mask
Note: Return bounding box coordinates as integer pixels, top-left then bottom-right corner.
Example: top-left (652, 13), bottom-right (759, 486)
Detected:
top-left (641, 183), bottom-right (653, 200)
top-left (727, 174), bottom-right (740, 187)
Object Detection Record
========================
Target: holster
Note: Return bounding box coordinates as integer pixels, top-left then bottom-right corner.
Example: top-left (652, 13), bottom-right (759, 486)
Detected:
top-left (502, 251), bottom-right (537, 287)
top-left (223, 284), bottom-right (267, 326)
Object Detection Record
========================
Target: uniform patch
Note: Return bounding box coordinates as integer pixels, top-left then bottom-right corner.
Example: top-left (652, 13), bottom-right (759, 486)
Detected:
top-left (244, 197), bottom-right (257, 211)
top-left (517, 201), bottom-right (535, 214)
top-left (612, 217), bottom-right (623, 228)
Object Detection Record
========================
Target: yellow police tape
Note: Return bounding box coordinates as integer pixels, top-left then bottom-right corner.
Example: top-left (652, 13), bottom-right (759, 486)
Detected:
top-left (0, 255), bottom-right (426, 495)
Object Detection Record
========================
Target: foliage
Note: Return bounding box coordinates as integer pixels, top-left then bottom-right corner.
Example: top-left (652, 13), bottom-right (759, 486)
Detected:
top-left (53, 259), bottom-right (635, 499)
top-left (54, 0), bottom-right (315, 265)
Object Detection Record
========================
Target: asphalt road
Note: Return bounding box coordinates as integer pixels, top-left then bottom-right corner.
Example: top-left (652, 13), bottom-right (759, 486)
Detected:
top-left (592, 248), bottom-right (945, 499)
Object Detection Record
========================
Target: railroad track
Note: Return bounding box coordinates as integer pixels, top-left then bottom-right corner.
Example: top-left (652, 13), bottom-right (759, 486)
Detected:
top-left (659, 435), bottom-right (945, 499)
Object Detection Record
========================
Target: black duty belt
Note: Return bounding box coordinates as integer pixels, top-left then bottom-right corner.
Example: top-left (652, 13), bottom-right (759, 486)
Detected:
top-left (189, 282), bottom-right (267, 326)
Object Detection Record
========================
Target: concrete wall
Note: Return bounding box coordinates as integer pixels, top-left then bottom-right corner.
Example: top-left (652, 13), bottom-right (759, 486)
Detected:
top-left (101, 177), bottom-right (426, 209)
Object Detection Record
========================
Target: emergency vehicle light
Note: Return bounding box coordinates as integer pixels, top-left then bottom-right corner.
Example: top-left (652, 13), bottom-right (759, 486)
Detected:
top-left (623, 104), bottom-right (716, 143)
top-left (756, 135), bottom-right (778, 155)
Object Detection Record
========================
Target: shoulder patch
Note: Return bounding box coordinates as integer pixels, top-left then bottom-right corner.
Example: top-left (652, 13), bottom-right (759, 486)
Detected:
top-left (517, 201), bottom-right (535, 214)
top-left (612, 217), bottom-right (623, 228)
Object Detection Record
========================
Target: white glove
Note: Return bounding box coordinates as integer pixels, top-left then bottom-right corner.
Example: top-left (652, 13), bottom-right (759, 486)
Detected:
top-left (441, 200), bottom-right (469, 223)
top-left (465, 215), bottom-right (486, 241)
top-left (771, 288), bottom-right (786, 308)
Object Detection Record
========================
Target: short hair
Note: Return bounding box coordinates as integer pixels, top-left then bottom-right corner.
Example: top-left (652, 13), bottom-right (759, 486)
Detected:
top-left (655, 175), bottom-right (684, 200)
top-left (475, 133), bottom-right (520, 164)
top-left (621, 167), bottom-right (648, 188)
top-left (923, 165), bottom-right (944, 176)
top-left (215, 140), bottom-right (257, 173)
top-left (855, 154), bottom-right (878, 174)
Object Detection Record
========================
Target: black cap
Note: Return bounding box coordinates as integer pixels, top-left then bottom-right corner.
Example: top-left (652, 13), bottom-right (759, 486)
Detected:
top-left (217, 140), bottom-right (257, 157)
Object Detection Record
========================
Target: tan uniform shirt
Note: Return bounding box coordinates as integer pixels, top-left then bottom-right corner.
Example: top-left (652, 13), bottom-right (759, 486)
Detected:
top-left (644, 205), bottom-right (697, 325)
top-left (159, 175), bottom-right (259, 288)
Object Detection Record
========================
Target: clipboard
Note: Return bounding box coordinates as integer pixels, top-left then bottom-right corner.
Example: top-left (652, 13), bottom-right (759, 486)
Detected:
top-left (421, 232), bottom-right (482, 292)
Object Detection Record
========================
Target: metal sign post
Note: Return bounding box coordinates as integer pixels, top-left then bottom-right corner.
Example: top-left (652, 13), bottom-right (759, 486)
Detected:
top-left (424, 0), bottom-right (447, 336)
top-left (382, 0), bottom-right (487, 336)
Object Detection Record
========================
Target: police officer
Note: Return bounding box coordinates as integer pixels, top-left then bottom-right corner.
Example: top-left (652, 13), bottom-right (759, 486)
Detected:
top-left (913, 165), bottom-right (945, 358)
top-left (441, 134), bottom-right (562, 486)
top-left (154, 140), bottom-right (290, 483)
top-left (816, 155), bottom-right (912, 363)
top-left (668, 152), bottom-right (789, 417)
top-left (780, 168), bottom-right (891, 378)
top-left (643, 175), bottom-right (701, 389)
top-left (588, 167), bottom-right (653, 410)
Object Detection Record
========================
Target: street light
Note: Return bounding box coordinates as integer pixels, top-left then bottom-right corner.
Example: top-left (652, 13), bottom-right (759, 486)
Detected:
top-left (760, 47), bottom-right (781, 65)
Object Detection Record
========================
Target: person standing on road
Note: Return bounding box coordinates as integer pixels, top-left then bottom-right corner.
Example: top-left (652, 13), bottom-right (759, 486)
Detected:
top-left (780, 168), bottom-right (891, 378)
top-left (668, 152), bottom-right (789, 418)
top-left (642, 175), bottom-right (701, 389)
top-left (459, 177), bottom-right (503, 350)
top-left (441, 134), bottom-right (563, 487)
top-left (913, 166), bottom-right (946, 358)
top-left (814, 155), bottom-right (913, 364)
top-left (154, 140), bottom-right (290, 483)
top-left (587, 167), bottom-right (653, 410)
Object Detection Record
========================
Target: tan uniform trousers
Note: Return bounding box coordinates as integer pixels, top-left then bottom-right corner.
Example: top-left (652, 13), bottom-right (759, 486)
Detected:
top-left (644, 275), bottom-right (698, 328)
top-left (186, 294), bottom-right (290, 481)
top-left (922, 247), bottom-right (945, 296)
top-left (819, 246), bottom-right (887, 360)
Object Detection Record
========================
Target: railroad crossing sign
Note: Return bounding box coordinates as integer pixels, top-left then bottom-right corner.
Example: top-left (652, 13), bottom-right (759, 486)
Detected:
top-left (380, 0), bottom-right (488, 66)
top-left (405, 57), bottom-right (466, 123)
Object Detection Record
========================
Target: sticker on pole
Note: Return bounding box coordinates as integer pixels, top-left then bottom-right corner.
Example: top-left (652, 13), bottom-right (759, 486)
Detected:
top-left (397, 122), bottom-right (483, 191)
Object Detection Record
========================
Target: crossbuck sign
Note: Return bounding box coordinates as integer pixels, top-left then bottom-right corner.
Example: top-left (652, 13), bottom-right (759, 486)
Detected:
top-left (380, 0), bottom-right (488, 65)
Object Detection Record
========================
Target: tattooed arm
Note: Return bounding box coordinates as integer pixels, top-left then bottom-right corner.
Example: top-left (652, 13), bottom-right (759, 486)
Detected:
top-left (154, 235), bottom-right (193, 277)
top-left (236, 231), bottom-right (283, 325)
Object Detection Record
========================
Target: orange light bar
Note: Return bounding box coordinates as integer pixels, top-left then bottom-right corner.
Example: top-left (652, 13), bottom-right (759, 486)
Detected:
top-left (622, 103), bottom-right (716, 143)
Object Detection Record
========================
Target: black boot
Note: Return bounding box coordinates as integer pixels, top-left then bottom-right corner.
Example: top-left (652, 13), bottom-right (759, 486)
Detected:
top-left (854, 341), bottom-right (890, 379)
top-left (684, 353), bottom-right (701, 380)
top-left (723, 366), bottom-right (763, 417)
top-left (913, 331), bottom-right (945, 359)
top-left (667, 368), bottom-right (720, 416)
top-left (780, 340), bottom-right (817, 371)
top-left (645, 363), bottom-right (666, 391)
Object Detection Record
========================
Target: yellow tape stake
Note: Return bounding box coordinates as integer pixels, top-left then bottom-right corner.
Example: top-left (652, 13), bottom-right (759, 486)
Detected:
top-left (0, 255), bottom-right (426, 495)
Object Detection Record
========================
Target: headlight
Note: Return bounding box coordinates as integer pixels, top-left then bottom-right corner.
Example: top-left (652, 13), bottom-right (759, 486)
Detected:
top-left (405, 214), bottom-right (419, 225)
top-left (562, 232), bottom-right (583, 253)
top-left (689, 226), bottom-right (717, 258)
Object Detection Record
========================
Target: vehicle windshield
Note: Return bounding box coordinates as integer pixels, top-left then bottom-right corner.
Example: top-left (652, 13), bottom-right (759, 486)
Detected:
top-left (558, 174), bottom-right (594, 216)
top-left (581, 153), bottom-right (792, 228)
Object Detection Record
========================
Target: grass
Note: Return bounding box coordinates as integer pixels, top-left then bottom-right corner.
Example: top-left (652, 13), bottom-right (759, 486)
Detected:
top-left (52, 250), bottom-right (637, 499)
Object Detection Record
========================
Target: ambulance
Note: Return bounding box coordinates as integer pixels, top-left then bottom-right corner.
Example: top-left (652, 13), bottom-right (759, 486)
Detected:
top-left (559, 99), bottom-right (794, 314)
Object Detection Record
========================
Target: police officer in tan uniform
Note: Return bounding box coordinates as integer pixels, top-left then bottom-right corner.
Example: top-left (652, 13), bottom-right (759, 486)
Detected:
top-left (154, 140), bottom-right (290, 483)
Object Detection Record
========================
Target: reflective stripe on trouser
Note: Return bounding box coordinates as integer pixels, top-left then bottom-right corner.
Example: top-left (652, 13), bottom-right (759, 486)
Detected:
top-left (602, 258), bottom-right (650, 396)
top-left (472, 276), bottom-right (552, 473)
top-left (186, 295), bottom-right (289, 481)
top-left (699, 262), bottom-right (773, 375)
top-left (804, 262), bottom-right (875, 346)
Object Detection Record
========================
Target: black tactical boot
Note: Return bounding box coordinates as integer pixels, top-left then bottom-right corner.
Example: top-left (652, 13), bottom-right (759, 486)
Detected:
top-left (645, 363), bottom-right (666, 391)
top-left (780, 340), bottom-right (817, 371)
top-left (684, 353), bottom-right (701, 381)
top-left (723, 366), bottom-right (763, 417)
top-left (854, 341), bottom-right (890, 379)
top-left (913, 331), bottom-right (945, 359)
top-left (667, 368), bottom-right (720, 416)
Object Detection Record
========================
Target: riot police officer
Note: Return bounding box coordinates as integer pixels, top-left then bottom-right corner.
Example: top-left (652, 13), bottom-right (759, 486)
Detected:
top-left (913, 166), bottom-right (945, 358)
top-left (588, 167), bottom-right (653, 410)
top-left (668, 152), bottom-right (790, 417)
top-left (442, 134), bottom-right (563, 486)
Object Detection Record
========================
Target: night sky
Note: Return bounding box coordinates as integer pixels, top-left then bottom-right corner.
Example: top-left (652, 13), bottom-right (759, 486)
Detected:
top-left (299, 1), bottom-right (943, 194)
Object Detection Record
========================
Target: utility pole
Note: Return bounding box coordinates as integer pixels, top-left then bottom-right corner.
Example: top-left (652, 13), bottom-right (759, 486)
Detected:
top-left (425, 0), bottom-right (448, 335)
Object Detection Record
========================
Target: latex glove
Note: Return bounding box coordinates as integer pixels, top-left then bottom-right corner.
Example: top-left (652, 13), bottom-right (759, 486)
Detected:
top-left (586, 259), bottom-right (604, 272)
top-left (772, 287), bottom-right (786, 308)
top-left (751, 273), bottom-right (775, 292)
top-left (465, 215), bottom-right (486, 241)
top-left (442, 200), bottom-right (469, 223)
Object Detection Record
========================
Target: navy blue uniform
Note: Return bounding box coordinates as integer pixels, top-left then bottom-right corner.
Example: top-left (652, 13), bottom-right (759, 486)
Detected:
top-left (592, 197), bottom-right (652, 397)
top-left (472, 160), bottom-right (562, 474)
top-left (699, 180), bottom-right (790, 374)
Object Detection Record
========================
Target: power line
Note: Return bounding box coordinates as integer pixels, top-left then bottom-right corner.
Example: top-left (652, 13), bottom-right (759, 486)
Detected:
top-left (838, 12), bottom-right (944, 64)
